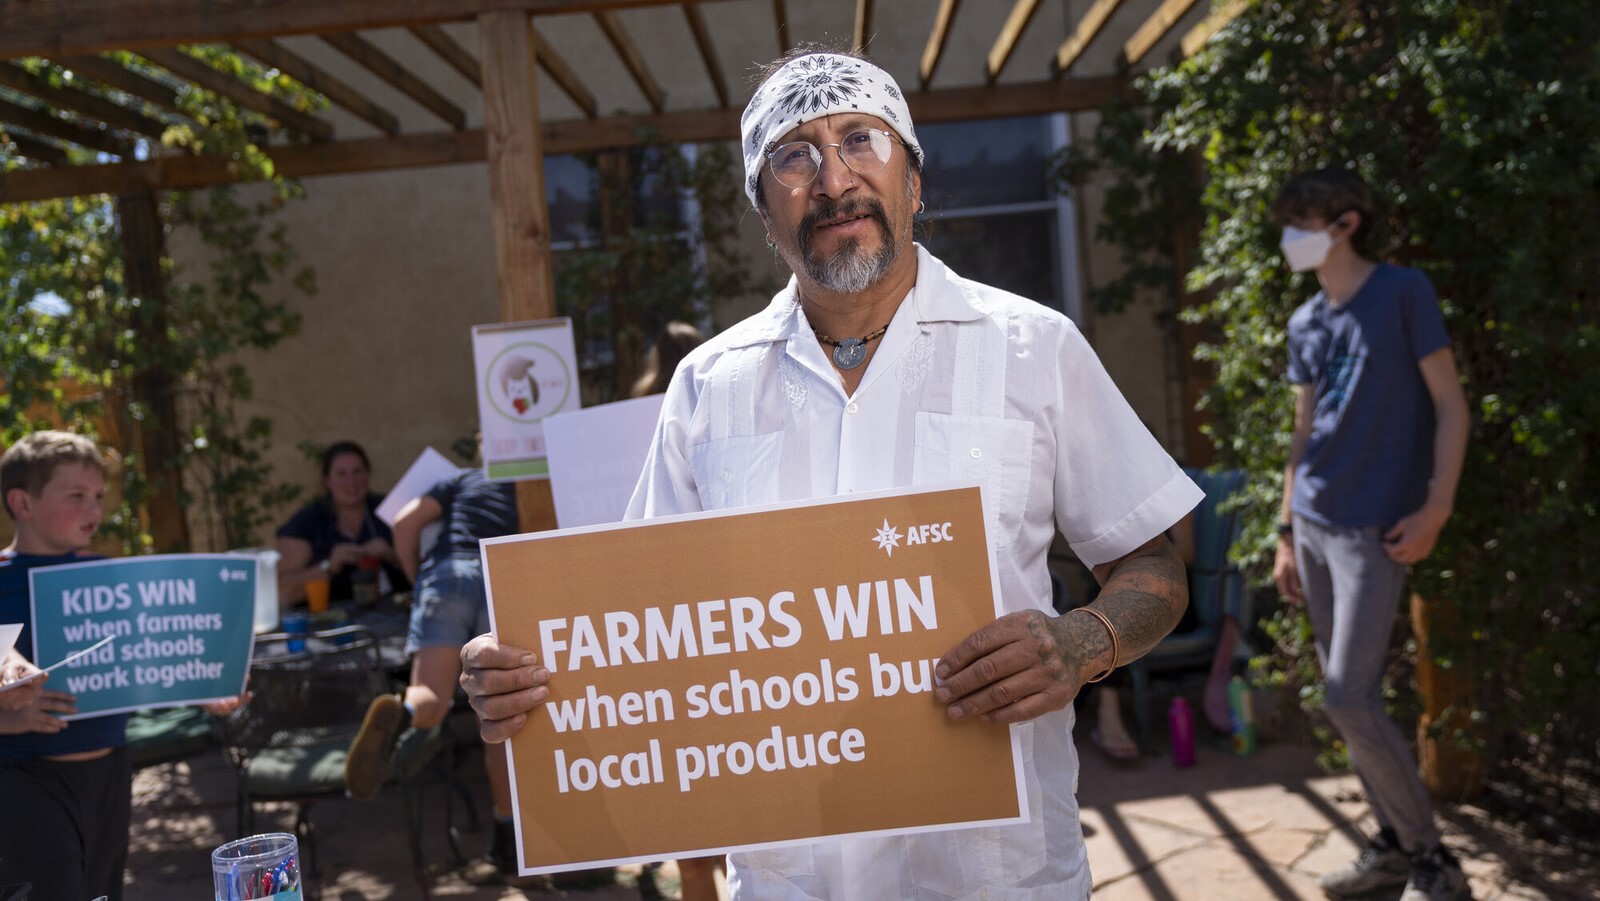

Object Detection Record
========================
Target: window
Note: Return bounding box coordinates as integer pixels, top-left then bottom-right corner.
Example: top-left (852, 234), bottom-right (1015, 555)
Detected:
top-left (914, 114), bottom-right (1083, 322)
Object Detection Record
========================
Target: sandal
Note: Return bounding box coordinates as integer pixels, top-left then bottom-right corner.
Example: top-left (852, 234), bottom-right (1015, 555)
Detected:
top-left (1090, 728), bottom-right (1141, 763)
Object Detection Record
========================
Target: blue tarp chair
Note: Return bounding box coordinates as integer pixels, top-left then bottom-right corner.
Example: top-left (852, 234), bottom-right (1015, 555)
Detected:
top-left (1127, 467), bottom-right (1249, 750)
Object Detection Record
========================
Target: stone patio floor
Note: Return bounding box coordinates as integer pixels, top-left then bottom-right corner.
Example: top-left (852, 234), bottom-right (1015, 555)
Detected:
top-left (120, 713), bottom-right (1592, 900)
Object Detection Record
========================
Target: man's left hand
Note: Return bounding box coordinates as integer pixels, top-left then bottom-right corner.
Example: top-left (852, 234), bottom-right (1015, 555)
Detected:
top-left (933, 610), bottom-right (1091, 724)
top-left (1382, 503), bottom-right (1450, 565)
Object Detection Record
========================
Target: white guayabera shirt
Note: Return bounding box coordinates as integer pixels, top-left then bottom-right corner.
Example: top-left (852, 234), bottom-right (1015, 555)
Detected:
top-left (627, 245), bottom-right (1202, 901)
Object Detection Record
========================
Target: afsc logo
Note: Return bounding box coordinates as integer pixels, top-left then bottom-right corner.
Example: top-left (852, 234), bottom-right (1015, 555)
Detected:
top-left (871, 519), bottom-right (955, 557)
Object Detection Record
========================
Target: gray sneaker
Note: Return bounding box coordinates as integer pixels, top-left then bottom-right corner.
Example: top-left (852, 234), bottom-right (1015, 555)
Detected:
top-left (1319, 832), bottom-right (1411, 899)
top-left (1400, 846), bottom-right (1471, 901)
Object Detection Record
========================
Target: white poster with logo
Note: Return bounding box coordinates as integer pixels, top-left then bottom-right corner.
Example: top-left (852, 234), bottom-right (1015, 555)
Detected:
top-left (472, 318), bottom-right (582, 481)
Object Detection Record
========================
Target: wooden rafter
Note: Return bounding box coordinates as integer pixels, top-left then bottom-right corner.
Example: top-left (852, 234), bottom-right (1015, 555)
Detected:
top-left (233, 39), bottom-right (400, 136)
top-left (1179, 0), bottom-right (1247, 59)
top-left (1122, 0), bottom-right (1202, 70)
top-left (529, 26), bottom-right (598, 119)
top-left (1055, 0), bottom-right (1128, 74)
top-left (774, 0), bottom-right (791, 56)
top-left (0, 62), bottom-right (170, 139)
top-left (0, 0), bottom-right (692, 60)
top-left (53, 55), bottom-right (185, 119)
top-left (920, 0), bottom-right (961, 91)
top-left (321, 31), bottom-right (467, 130)
top-left (1, 128), bottom-right (70, 165)
top-left (408, 25), bottom-right (483, 89)
top-left (854, 0), bottom-right (875, 53)
top-left (139, 47), bottom-right (335, 141)
top-left (0, 97), bottom-right (132, 156)
top-left (0, 75), bottom-right (1134, 203)
top-left (682, 3), bottom-right (729, 109)
top-left (987, 0), bottom-right (1044, 84)
top-left (593, 11), bottom-right (664, 114)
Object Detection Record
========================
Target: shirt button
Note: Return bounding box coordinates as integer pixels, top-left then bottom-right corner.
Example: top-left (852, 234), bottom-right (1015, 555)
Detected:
top-left (846, 401), bottom-right (859, 414)
top-left (970, 447), bottom-right (983, 459)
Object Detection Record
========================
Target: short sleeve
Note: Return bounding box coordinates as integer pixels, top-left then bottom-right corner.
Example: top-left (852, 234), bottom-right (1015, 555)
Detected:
top-left (427, 473), bottom-right (462, 509)
top-left (1051, 321), bottom-right (1204, 567)
top-left (275, 503), bottom-right (318, 540)
top-left (1285, 303), bottom-right (1315, 385)
top-left (1402, 270), bottom-right (1451, 362)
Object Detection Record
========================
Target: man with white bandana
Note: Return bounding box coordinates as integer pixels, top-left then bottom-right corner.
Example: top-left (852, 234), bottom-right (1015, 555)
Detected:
top-left (460, 48), bottom-right (1202, 900)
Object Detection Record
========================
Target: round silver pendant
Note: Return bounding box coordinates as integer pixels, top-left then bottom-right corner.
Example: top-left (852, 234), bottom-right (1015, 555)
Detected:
top-left (832, 338), bottom-right (867, 370)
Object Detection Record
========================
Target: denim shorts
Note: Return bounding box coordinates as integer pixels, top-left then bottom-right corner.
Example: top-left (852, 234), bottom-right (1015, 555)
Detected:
top-left (405, 557), bottom-right (491, 655)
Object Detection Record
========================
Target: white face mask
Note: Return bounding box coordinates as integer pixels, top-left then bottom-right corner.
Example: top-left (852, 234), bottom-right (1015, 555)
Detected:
top-left (1279, 225), bottom-right (1336, 272)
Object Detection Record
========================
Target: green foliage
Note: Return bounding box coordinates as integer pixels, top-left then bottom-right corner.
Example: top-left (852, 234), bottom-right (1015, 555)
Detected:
top-left (554, 141), bottom-right (772, 402)
top-left (1064, 0), bottom-right (1599, 807)
top-left (1, 49), bottom-right (317, 552)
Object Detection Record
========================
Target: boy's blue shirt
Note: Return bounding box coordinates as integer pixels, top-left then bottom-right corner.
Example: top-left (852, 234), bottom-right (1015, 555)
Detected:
top-left (0, 550), bottom-right (128, 759)
top-left (1286, 262), bottom-right (1452, 528)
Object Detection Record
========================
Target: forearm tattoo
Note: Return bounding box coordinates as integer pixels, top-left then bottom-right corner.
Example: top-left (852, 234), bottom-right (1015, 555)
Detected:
top-left (1087, 536), bottom-right (1189, 664)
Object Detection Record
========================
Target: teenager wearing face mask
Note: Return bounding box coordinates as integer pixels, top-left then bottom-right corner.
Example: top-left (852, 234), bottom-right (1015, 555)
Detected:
top-left (1271, 168), bottom-right (1472, 901)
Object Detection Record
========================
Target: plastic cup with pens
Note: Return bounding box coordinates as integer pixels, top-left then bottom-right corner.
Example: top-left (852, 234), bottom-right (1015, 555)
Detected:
top-left (212, 832), bottom-right (301, 900)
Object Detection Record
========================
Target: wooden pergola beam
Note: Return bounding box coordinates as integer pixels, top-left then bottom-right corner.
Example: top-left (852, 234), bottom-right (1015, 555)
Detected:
top-left (987, 0), bottom-right (1043, 84)
top-left (139, 47), bottom-right (335, 141)
top-left (592, 11), bottom-right (664, 114)
top-left (682, 3), bottom-right (729, 109)
top-left (0, 75), bottom-right (1136, 203)
top-left (0, 62), bottom-right (171, 139)
top-left (530, 26), bottom-right (598, 119)
top-left (920, 0), bottom-right (961, 91)
top-left (1122, 0), bottom-right (1202, 70)
top-left (1054, 0), bottom-right (1128, 74)
top-left (773, 0), bottom-right (791, 56)
top-left (0, 0), bottom-right (692, 61)
top-left (52, 55), bottom-right (185, 119)
top-left (1179, 0), bottom-right (1247, 59)
top-left (321, 31), bottom-right (466, 130)
top-left (233, 39), bottom-right (401, 136)
top-left (0, 97), bottom-right (132, 156)
top-left (409, 26), bottom-right (483, 90)
top-left (854, 0), bottom-right (875, 53)
top-left (1, 129), bottom-right (70, 166)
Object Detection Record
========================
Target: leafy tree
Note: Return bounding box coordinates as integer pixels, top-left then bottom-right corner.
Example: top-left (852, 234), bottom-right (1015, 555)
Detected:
top-left (1061, 0), bottom-right (1598, 823)
top-left (1, 48), bottom-right (318, 551)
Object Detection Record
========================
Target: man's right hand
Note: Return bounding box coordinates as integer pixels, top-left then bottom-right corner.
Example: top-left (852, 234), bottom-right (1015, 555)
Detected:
top-left (1273, 538), bottom-right (1302, 604)
top-left (0, 690), bottom-right (76, 735)
top-left (459, 634), bottom-right (549, 743)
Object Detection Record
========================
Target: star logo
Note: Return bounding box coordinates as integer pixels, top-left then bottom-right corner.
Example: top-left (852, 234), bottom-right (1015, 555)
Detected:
top-left (872, 519), bottom-right (902, 557)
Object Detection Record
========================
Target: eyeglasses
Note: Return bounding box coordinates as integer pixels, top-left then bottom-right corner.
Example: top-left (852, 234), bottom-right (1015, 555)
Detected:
top-left (766, 128), bottom-right (898, 189)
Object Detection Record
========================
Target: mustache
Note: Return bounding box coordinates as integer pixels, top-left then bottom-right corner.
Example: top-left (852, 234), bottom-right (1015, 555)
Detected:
top-left (798, 198), bottom-right (892, 257)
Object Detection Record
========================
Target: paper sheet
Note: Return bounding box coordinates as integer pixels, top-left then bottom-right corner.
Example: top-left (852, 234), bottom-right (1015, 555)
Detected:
top-left (0, 633), bottom-right (116, 692)
top-left (375, 447), bottom-right (465, 526)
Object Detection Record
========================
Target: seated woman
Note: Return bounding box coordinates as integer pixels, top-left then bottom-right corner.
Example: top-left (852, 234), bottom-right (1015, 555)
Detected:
top-left (275, 440), bottom-right (407, 606)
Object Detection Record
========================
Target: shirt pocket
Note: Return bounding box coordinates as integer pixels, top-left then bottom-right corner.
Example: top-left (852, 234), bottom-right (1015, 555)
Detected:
top-left (689, 431), bottom-right (784, 511)
top-left (913, 413), bottom-right (1035, 549)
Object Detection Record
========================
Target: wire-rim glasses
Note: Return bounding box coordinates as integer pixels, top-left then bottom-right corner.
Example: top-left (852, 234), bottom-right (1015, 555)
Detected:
top-left (766, 128), bottom-right (898, 189)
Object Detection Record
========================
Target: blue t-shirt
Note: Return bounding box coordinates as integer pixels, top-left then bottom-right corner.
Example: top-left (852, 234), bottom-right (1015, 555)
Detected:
top-left (422, 469), bottom-right (520, 571)
top-left (1286, 264), bottom-right (1452, 528)
top-left (276, 493), bottom-right (408, 600)
top-left (0, 551), bottom-right (129, 760)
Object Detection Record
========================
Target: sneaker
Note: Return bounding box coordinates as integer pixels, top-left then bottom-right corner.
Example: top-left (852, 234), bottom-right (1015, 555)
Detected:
top-left (1400, 846), bottom-right (1471, 901)
top-left (1319, 830), bottom-right (1411, 899)
top-left (345, 694), bottom-right (408, 801)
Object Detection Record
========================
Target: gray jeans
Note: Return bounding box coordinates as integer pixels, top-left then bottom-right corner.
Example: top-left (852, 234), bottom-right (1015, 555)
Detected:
top-left (1294, 515), bottom-right (1441, 852)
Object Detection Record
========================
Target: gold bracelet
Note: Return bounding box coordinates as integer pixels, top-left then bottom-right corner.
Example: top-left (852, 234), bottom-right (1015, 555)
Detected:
top-left (1072, 606), bottom-right (1120, 683)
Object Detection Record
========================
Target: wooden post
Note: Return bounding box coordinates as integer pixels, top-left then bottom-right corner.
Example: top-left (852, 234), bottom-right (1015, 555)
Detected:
top-left (117, 190), bottom-right (192, 553)
top-left (1411, 592), bottom-right (1485, 801)
top-left (478, 9), bottom-right (559, 534)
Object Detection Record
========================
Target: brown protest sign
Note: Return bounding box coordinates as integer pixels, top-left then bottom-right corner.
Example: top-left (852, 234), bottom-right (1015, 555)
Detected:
top-left (482, 484), bottom-right (1026, 875)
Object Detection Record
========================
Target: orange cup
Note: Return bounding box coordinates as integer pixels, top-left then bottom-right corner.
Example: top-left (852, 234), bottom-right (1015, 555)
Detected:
top-left (305, 575), bottom-right (331, 613)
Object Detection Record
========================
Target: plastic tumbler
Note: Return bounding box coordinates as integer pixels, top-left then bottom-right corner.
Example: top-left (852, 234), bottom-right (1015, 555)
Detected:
top-left (212, 832), bottom-right (301, 900)
top-left (281, 612), bottom-right (309, 654)
top-left (304, 575), bottom-right (331, 613)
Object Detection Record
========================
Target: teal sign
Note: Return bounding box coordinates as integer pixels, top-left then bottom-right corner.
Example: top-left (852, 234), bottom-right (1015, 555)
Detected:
top-left (29, 554), bottom-right (255, 719)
